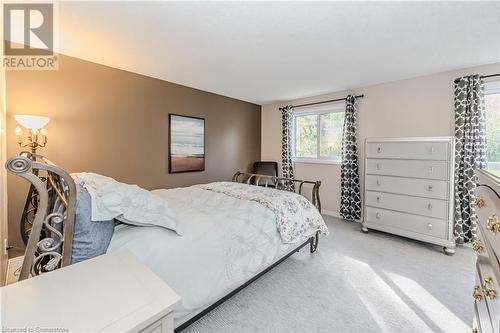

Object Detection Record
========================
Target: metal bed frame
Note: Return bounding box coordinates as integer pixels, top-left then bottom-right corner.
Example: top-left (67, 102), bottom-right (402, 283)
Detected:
top-left (175, 234), bottom-right (318, 332)
top-left (6, 156), bottom-right (323, 330)
top-left (5, 153), bottom-right (76, 281)
top-left (231, 171), bottom-right (322, 212)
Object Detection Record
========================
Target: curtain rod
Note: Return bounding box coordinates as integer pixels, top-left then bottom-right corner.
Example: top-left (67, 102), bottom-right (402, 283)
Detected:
top-left (454, 73), bottom-right (500, 83)
top-left (289, 94), bottom-right (364, 109)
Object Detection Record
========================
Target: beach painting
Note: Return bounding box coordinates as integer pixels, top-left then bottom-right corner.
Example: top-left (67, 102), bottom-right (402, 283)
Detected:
top-left (169, 114), bottom-right (205, 173)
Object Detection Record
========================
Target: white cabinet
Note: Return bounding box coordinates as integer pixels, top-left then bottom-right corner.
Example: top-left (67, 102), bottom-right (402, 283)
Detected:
top-left (362, 137), bottom-right (456, 254)
top-left (0, 249), bottom-right (181, 333)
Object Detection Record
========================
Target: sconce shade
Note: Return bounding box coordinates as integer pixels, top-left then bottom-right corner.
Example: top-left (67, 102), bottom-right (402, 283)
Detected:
top-left (14, 115), bottom-right (50, 130)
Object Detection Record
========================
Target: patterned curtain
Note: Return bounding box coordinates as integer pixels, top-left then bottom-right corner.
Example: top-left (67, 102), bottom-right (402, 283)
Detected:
top-left (340, 95), bottom-right (362, 221)
top-left (453, 75), bottom-right (486, 243)
top-left (280, 105), bottom-right (295, 191)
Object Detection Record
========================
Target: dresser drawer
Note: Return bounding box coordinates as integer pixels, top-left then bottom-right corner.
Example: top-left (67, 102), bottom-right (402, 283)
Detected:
top-left (366, 191), bottom-right (448, 219)
top-left (366, 159), bottom-right (449, 180)
top-left (472, 301), bottom-right (483, 333)
top-left (365, 207), bottom-right (448, 239)
top-left (474, 265), bottom-right (495, 333)
top-left (365, 175), bottom-right (448, 200)
top-left (474, 185), bottom-right (500, 261)
top-left (477, 257), bottom-right (499, 333)
top-left (366, 141), bottom-right (449, 160)
top-left (474, 227), bottom-right (491, 262)
top-left (139, 313), bottom-right (173, 333)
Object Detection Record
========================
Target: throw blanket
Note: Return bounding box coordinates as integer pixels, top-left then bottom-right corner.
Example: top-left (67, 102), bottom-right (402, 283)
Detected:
top-left (198, 182), bottom-right (328, 243)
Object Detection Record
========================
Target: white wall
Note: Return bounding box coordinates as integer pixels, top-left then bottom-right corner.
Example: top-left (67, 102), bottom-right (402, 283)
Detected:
top-left (0, 12), bottom-right (8, 285)
top-left (262, 63), bottom-right (500, 215)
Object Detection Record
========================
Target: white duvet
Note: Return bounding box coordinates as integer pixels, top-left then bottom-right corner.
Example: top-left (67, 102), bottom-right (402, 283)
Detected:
top-left (107, 184), bottom-right (324, 326)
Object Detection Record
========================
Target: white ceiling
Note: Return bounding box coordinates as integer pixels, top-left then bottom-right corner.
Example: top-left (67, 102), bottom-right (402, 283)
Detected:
top-left (57, 1), bottom-right (500, 105)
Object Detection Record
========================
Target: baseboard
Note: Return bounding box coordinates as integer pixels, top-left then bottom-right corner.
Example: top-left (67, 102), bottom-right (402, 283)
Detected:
top-left (322, 210), bottom-right (363, 223)
top-left (6, 255), bottom-right (23, 285)
top-left (322, 210), bottom-right (342, 219)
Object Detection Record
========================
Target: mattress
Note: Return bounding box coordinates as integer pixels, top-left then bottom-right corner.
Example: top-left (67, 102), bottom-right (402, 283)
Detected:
top-left (107, 185), bottom-right (311, 326)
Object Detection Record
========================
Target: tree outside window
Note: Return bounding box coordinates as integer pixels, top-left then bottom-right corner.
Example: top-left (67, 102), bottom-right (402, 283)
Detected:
top-left (294, 108), bottom-right (344, 162)
top-left (485, 83), bottom-right (500, 170)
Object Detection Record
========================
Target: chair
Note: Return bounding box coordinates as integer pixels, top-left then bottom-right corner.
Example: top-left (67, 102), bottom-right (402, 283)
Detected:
top-left (253, 161), bottom-right (278, 186)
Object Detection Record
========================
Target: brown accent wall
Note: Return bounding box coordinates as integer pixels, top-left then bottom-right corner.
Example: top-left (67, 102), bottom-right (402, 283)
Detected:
top-left (6, 54), bottom-right (261, 248)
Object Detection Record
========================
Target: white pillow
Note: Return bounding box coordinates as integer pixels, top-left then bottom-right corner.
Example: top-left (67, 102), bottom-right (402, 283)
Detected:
top-left (72, 173), bottom-right (181, 235)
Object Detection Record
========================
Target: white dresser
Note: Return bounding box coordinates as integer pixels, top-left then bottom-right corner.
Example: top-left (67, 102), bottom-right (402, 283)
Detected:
top-left (1, 250), bottom-right (181, 333)
top-left (362, 137), bottom-right (456, 254)
top-left (472, 170), bottom-right (499, 333)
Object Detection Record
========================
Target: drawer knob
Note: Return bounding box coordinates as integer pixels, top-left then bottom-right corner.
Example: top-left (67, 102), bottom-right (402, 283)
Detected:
top-left (472, 196), bottom-right (485, 208)
top-left (376, 196), bottom-right (380, 202)
top-left (377, 147), bottom-right (382, 153)
top-left (486, 214), bottom-right (500, 235)
top-left (427, 185), bottom-right (433, 191)
top-left (427, 204), bottom-right (432, 210)
top-left (376, 180), bottom-right (381, 186)
top-left (375, 213), bottom-right (381, 219)
top-left (428, 166), bottom-right (434, 173)
top-left (473, 285), bottom-right (483, 301)
top-left (472, 240), bottom-right (485, 254)
top-left (483, 277), bottom-right (497, 300)
top-left (429, 146), bottom-right (435, 154)
top-left (427, 223), bottom-right (433, 230)
top-left (376, 163), bottom-right (381, 170)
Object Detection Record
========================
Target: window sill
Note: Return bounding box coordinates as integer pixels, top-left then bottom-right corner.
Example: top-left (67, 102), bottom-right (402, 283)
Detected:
top-left (293, 159), bottom-right (341, 165)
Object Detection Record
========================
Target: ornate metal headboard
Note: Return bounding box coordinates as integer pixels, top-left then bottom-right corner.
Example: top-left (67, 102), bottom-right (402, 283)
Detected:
top-left (5, 153), bottom-right (76, 281)
top-left (232, 171), bottom-right (322, 213)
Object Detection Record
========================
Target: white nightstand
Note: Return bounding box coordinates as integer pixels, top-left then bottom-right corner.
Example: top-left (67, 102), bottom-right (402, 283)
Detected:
top-left (0, 249), bottom-right (181, 332)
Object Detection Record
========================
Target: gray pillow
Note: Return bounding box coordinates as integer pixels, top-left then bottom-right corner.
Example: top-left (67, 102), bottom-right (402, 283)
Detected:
top-left (71, 185), bottom-right (115, 264)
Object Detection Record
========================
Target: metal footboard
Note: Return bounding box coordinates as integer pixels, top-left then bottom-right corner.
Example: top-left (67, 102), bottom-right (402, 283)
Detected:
top-left (5, 153), bottom-right (77, 280)
top-left (231, 171), bottom-right (322, 213)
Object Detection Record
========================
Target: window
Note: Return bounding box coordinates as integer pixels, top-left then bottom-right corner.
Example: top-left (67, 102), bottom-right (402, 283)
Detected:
top-left (293, 105), bottom-right (344, 163)
top-left (485, 81), bottom-right (500, 170)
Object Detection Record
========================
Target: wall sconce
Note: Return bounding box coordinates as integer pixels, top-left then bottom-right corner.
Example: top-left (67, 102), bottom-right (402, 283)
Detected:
top-left (13, 115), bottom-right (51, 245)
top-left (14, 115), bottom-right (50, 155)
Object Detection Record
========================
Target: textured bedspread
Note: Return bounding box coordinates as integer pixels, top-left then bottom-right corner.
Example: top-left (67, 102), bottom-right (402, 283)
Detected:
top-left (107, 183), bottom-right (327, 326)
top-left (198, 182), bottom-right (328, 243)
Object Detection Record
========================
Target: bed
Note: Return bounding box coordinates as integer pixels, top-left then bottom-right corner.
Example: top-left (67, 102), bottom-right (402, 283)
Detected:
top-left (6, 153), bottom-right (328, 331)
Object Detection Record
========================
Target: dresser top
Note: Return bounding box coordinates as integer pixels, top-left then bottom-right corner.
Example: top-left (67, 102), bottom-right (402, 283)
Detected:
top-left (365, 136), bottom-right (453, 143)
top-left (0, 250), bottom-right (181, 332)
top-left (484, 169), bottom-right (500, 181)
top-left (477, 169), bottom-right (500, 192)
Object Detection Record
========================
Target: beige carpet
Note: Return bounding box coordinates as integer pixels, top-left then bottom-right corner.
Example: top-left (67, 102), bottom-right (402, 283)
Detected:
top-left (184, 216), bottom-right (475, 333)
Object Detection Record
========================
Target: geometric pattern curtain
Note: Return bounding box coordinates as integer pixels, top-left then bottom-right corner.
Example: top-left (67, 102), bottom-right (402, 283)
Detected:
top-left (280, 105), bottom-right (295, 191)
top-left (453, 75), bottom-right (486, 244)
top-left (340, 95), bottom-right (362, 221)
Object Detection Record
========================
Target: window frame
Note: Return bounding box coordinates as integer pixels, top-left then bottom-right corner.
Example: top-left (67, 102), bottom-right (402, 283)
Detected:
top-left (292, 103), bottom-right (345, 165)
top-left (484, 80), bottom-right (500, 170)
